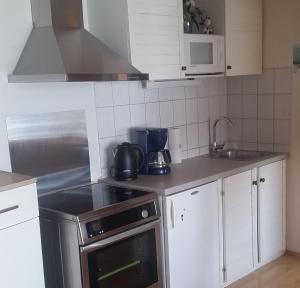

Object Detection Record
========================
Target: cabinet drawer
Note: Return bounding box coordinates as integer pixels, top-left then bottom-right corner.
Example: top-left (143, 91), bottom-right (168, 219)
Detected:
top-left (0, 183), bottom-right (38, 230)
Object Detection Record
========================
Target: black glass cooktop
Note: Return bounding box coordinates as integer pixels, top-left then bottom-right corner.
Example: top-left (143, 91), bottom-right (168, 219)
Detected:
top-left (38, 182), bottom-right (149, 216)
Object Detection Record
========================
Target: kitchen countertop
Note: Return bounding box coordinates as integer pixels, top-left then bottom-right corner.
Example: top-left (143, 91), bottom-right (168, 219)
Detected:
top-left (0, 171), bottom-right (36, 192)
top-left (102, 153), bottom-right (288, 196)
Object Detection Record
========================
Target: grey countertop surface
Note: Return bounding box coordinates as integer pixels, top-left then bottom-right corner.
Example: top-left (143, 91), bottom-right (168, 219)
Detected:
top-left (0, 171), bottom-right (36, 193)
top-left (102, 153), bottom-right (288, 196)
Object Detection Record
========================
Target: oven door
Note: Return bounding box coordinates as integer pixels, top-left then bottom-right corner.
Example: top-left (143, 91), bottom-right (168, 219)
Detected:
top-left (80, 220), bottom-right (163, 288)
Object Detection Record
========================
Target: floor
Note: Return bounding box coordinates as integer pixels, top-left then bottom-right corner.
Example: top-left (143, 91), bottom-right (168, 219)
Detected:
top-left (228, 254), bottom-right (300, 288)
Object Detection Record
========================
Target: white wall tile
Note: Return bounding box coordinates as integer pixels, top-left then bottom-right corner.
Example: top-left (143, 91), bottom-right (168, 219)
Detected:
top-left (243, 119), bottom-right (258, 143)
top-left (258, 143), bottom-right (274, 152)
top-left (130, 104), bottom-right (146, 127)
top-left (197, 79), bottom-right (209, 97)
top-left (99, 137), bottom-right (117, 168)
top-left (199, 122), bottom-right (209, 147)
top-left (242, 142), bottom-right (258, 151)
top-left (200, 146), bottom-right (209, 155)
top-left (94, 82), bottom-right (113, 107)
top-left (173, 100), bottom-right (186, 126)
top-left (187, 148), bottom-right (200, 158)
top-left (209, 77), bottom-right (226, 96)
top-left (159, 87), bottom-right (172, 101)
top-left (228, 94), bottom-right (242, 118)
top-left (129, 81), bottom-right (145, 104)
top-left (274, 120), bottom-right (290, 145)
top-left (243, 94), bottom-right (258, 119)
top-left (258, 69), bottom-right (274, 94)
top-left (114, 105), bottom-right (131, 136)
top-left (145, 88), bottom-right (159, 103)
top-left (97, 107), bottom-right (115, 138)
top-left (275, 68), bottom-right (292, 94)
top-left (187, 124), bottom-right (199, 149)
top-left (228, 119), bottom-right (242, 142)
top-left (179, 125), bottom-right (187, 151)
top-left (274, 144), bottom-right (289, 153)
top-left (160, 101), bottom-right (174, 128)
top-left (172, 87), bottom-right (185, 100)
top-left (181, 150), bottom-right (188, 160)
top-left (112, 82), bottom-right (129, 105)
top-left (243, 76), bottom-right (258, 94)
top-left (146, 102), bottom-right (160, 128)
top-left (185, 86), bottom-right (197, 99)
top-left (258, 120), bottom-right (274, 144)
top-left (209, 96), bottom-right (220, 121)
top-left (219, 95), bottom-right (228, 117)
top-left (198, 97), bottom-right (209, 123)
top-left (258, 94), bottom-right (274, 119)
top-left (227, 76), bottom-right (242, 95)
top-left (186, 98), bottom-right (198, 124)
top-left (274, 94), bottom-right (291, 119)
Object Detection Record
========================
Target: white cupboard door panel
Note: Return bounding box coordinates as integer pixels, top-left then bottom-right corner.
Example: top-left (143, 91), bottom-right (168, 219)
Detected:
top-left (1, 218), bottom-right (45, 288)
top-left (226, 32), bottom-right (262, 76)
top-left (0, 183), bottom-right (39, 230)
top-left (224, 170), bottom-right (254, 283)
top-left (128, 0), bottom-right (181, 80)
top-left (225, 0), bottom-right (262, 76)
top-left (166, 182), bottom-right (220, 288)
top-left (259, 161), bottom-right (284, 264)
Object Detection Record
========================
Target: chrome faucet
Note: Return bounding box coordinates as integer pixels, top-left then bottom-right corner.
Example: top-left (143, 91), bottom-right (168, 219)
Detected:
top-left (211, 117), bottom-right (234, 153)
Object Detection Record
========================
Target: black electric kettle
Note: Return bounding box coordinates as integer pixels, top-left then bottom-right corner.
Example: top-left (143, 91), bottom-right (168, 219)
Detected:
top-left (111, 142), bottom-right (144, 181)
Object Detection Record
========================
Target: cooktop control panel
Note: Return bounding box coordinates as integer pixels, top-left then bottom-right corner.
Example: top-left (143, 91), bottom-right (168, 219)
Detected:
top-left (85, 201), bottom-right (158, 241)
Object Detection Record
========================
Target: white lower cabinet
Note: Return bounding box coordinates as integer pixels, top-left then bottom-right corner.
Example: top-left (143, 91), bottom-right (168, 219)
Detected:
top-left (0, 183), bottom-right (45, 288)
top-left (257, 161), bottom-right (286, 264)
top-left (1, 218), bottom-right (45, 288)
top-left (164, 181), bottom-right (221, 288)
top-left (163, 159), bottom-right (286, 288)
top-left (223, 170), bottom-right (254, 283)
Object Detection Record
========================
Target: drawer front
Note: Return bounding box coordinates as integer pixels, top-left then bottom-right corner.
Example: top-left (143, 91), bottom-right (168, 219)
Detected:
top-left (0, 183), bottom-right (38, 230)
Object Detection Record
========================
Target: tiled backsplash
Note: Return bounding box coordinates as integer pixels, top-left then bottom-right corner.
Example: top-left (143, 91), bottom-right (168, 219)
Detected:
top-left (227, 68), bottom-right (292, 152)
top-left (95, 78), bottom-right (227, 177)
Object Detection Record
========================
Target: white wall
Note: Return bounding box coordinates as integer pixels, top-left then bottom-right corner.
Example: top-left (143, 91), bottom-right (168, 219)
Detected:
top-left (263, 0), bottom-right (300, 252)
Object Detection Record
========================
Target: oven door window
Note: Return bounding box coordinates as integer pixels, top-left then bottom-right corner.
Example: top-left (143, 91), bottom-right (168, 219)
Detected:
top-left (87, 229), bottom-right (158, 288)
top-left (190, 42), bottom-right (213, 65)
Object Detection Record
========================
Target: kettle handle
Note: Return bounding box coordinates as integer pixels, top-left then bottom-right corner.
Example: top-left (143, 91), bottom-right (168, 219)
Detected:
top-left (165, 149), bottom-right (172, 163)
top-left (132, 144), bottom-right (145, 172)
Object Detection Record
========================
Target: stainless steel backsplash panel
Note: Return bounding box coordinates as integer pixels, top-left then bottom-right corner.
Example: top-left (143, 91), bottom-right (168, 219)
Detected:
top-left (6, 110), bottom-right (91, 195)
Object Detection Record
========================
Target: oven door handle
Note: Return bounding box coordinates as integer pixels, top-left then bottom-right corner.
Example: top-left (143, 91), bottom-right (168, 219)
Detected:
top-left (80, 220), bottom-right (160, 253)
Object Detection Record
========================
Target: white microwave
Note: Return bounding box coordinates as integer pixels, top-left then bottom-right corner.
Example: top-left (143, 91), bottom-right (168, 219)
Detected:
top-left (182, 34), bottom-right (225, 77)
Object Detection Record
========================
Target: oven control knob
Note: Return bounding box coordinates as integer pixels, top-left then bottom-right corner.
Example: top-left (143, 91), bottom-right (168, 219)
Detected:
top-left (141, 209), bottom-right (149, 219)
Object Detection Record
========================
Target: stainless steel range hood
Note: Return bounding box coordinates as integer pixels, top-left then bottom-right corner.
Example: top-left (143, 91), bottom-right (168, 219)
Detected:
top-left (8, 0), bottom-right (149, 83)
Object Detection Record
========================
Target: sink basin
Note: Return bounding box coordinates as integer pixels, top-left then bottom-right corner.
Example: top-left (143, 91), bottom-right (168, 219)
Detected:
top-left (204, 150), bottom-right (273, 161)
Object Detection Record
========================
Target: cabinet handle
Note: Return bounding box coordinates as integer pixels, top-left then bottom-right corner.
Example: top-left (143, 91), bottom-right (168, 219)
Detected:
top-left (0, 205), bottom-right (19, 215)
top-left (191, 190), bottom-right (199, 196)
top-left (260, 178), bottom-right (266, 183)
top-left (170, 200), bottom-right (175, 229)
top-left (252, 180), bottom-right (258, 186)
top-left (227, 65), bottom-right (232, 70)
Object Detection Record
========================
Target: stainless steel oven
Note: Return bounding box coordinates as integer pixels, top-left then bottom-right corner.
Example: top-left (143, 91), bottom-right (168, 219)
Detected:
top-left (39, 182), bottom-right (163, 288)
top-left (81, 220), bottom-right (162, 288)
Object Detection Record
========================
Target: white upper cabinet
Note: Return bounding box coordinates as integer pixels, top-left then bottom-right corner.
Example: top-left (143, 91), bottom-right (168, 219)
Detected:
top-left (86, 0), bottom-right (181, 80)
top-left (225, 0), bottom-right (263, 76)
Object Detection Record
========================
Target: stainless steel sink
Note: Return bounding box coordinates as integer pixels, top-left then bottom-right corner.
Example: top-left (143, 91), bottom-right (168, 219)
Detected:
top-left (204, 149), bottom-right (273, 161)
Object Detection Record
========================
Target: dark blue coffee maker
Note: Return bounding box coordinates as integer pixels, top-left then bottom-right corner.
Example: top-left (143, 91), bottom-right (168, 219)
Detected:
top-left (135, 128), bottom-right (171, 175)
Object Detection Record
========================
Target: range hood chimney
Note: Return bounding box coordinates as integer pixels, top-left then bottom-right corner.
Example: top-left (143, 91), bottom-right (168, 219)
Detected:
top-left (8, 0), bottom-right (149, 83)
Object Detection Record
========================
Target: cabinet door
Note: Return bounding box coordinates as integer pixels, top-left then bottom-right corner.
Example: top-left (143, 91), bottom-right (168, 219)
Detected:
top-left (127, 0), bottom-right (181, 80)
top-left (258, 161), bottom-right (285, 264)
top-left (165, 182), bottom-right (221, 288)
top-left (223, 170), bottom-right (254, 283)
top-left (225, 0), bottom-right (262, 76)
top-left (0, 218), bottom-right (45, 288)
